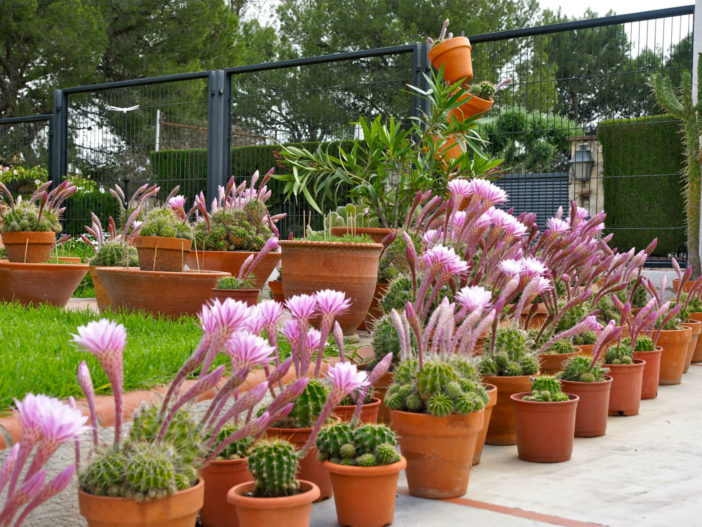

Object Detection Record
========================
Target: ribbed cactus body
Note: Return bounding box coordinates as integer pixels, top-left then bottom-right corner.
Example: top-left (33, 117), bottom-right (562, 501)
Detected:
top-left (287, 378), bottom-right (329, 427)
top-left (559, 355), bottom-right (609, 382)
top-left (249, 440), bottom-right (300, 497)
top-left (632, 336), bottom-right (654, 352)
top-left (417, 362), bottom-right (458, 400)
top-left (524, 375), bottom-right (569, 402)
top-left (545, 339), bottom-right (576, 355)
top-left (316, 423), bottom-right (400, 467)
top-left (353, 424), bottom-right (397, 453)
top-left (480, 328), bottom-right (539, 376)
top-left (604, 344), bottom-right (634, 365)
top-left (375, 443), bottom-right (400, 465)
top-left (316, 421), bottom-right (354, 460)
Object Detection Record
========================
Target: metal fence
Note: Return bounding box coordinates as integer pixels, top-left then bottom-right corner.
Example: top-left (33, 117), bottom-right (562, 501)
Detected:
top-left (0, 114), bottom-right (51, 198)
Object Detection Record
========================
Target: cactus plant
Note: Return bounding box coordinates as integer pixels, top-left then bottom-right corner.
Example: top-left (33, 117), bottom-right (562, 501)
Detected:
top-left (316, 423), bottom-right (400, 467)
top-left (380, 274), bottom-right (416, 313)
top-left (559, 355), bottom-right (609, 383)
top-left (469, 81), bottom-right (496, 101)
top-left (604, 343), bottom-right (634, 365)
top-left (275, 378), bottom-right (330, 428)
top-left (140, 207), bottom-right (192, 240)
top-left (248, 439), bottom-right (300, 497)
top-left (479, 327), bottom-right (539, 376)
top-left (542, 338), bottom-right (577, 355)
top-left (523, 376), bottom-right (569, 402)
top-left (0, 180), bottom-right (76, 234)
top-left (215, 275), bottom-right (256, 290)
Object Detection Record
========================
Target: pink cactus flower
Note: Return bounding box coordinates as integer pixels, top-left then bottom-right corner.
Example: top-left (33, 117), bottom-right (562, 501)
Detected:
top-left (315, 289), bottom-right (350, 320)
top-left (421, 245), bottom-right (468, 276)
top-left (285, 294), bottom-right (318, 321)
top-left (468, 179), bottom-right (508, 205)
top-left (520, 257), bottom-right (547, 278)
top-left (225, 331), bottom-right (275, 370)
top-left (306, 328), bottom-right (322, 351)
top-left (456, 286), bottom-right (492, 311)
top-left (498, 258), bottom-right (522, 276)
top-left (547, 217), bottom-right (569, 233)
top-left (447, 179), bottom-right (472, 199)
top-left (327, 361), bottom-right (369, 397)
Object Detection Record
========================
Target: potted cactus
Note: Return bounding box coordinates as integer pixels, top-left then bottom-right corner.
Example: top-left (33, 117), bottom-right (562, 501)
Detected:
top-left (448, 78), bottom-right (511, 123)
top-left (426, 19), bottom-right (473, 84)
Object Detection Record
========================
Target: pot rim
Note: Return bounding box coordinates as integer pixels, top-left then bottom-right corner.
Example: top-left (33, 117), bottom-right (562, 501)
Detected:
top-left (510, 392), bottom-right (579, 404)
top-left (0, 261), bottom-right (89, 270)
top-left (323, 456), bottom-right (406, 476)
top-left (226, 479), bottom-right (319, 508)
top-left (211, 288), bottom-right (260, 293)
top-left (78, 478), bottom-right (203, 505)
top-left (334, 397), bottom-right (381, 411)
top-left (279, 239), bottom-right (383, 250)
top-left (134, 235), bottom-right (192, 246)
top-left (187, 248), bottom-right (281, 255)
top-left (632, 346), bottom-right (663, 354)
top-left (95, 266), bottom-right (227, 277)
top-left (603, 358), bottom-right (646, 368)
top-left (428, 36), bottom-right (472, 56)
top-left (559, 375), bottom-right (613, 385)
top-left (0, 230), bottom-right (56, 238)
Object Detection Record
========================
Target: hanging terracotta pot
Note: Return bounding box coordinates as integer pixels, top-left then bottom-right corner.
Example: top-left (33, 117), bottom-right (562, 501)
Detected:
top-left (690, 311), bottom-right (702, 362)
top-left (539, 351), bottom-right (579, 375)
top-left (185, 249), bottom-right (281, 290)
top-left (333, 397), bottom-right (380, 424)
top-left (134, 236), bottom-right (192, 272)
top-left (657, 326), bottom-right (692, 385)
top-left (373, 371), bottom-right (395, 424)
top-left (323, 457), bottom-right (406, 527)
top-left (268, 280), bottom-right (285, 303)
top-left (427, 37), bottom-right (473, 84)
top-left (511, 393), bottom-right (578, 462)
top-left (473, 383), bottom-right (497, 465)
top-left (606, 359), bottom-right (645, 416)
top-left (632, 347), bottom-right (662, 399)
top-left (481, 374), bottom-right (533, 445)
top-left (211, 288), bottom-right (260, 307)
top-left (2, 231), bottom-right (56, 263)
top-left (559, 377), bottom-right (612, 437)
top-left (200, 458), bottom-right (253, 527)
top-left (226, 480), bottom-right (319, 527)
top-left (390, 408), bottom-right (483, 499)
top-left (78, 479), bottom-right (204, 527)
top-left (0, 261), bottom-right (89, 307)
top-left (680, 319), bottom-right (701, 372)
top-left (448, 90), bottom-right (494, 122)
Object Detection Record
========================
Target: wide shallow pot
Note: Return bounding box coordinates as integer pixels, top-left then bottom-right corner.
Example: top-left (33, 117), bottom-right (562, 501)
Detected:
top-left (279, 240), bottom-right (382, 334)
top-left (78, 479), bottom-right (204, 527)
top-left (473, 383), bottom-right (497, 465)
top-left (690, 311), bottom-right (702, 362)
top-left (185, 250), bottom-right (280, 290)
top-left (134, 236), bottom-right (192, 272)
top-left (539, 352), bottom-right (579, 375)
top-left (268, 280), bottom-right (285, 302)
top-left (324, 457), bottom-right (406, 527)
top-left (606, 359), bottom-right (645, 416)
top-left (680, 319), bottom-right (701, 372)
top-left (2, 231), bottom-right (56, 263)
top-left (448, 91), bottom-right (494, 122)
top-left (390, 409), bottom-right (483, 499)
top-left (89, 265), bottom-right (114, 313)
top-left (200, 458), bottom-right (253, 527)
top-left (560, 377), bottom-right (612, 437)
top-left (330, 226), bottom-right (396, 244)
top-left (481, 374), bottom-right (533, 445)
top-left (511, 393), bottom-right (578, 462)
top-left (333, 397), bottom-right (380, 424)
top-left (632, 347), bottom-right (662, 399)
top-left (0, 261), bottom-right (88, 307)
top-left (96, 267), bottom-right (229, 318)
top-left (266, 426), bottom-right (332, 500)
top-left (360, 282), bottom-right (389, 330)
top-left (427, 36), bottom-right (473, 84)
top-left (657, 326), bottom-right (692, 385)
top-left (226, 480), bottom-right (319, 527)
top-left (374, 371), bottom-right (395, 424)
top-left (211, 288), bottom-right (260, 307)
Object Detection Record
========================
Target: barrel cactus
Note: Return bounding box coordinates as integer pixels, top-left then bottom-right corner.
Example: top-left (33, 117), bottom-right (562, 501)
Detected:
top-left (604, 343), bottom-right (634, 365)
top-left (479, 327), bottom-right (539, 376)
top-left (559, 355), bottom-right (609, 383)
top-left (276, 378), bottom-right (329, 427)
top-left (248, 439), bottom-right (300, 497)
top-left (316, 423), bottom-right (400, 467)
top-left (523, 376), bottom-right (569, 402)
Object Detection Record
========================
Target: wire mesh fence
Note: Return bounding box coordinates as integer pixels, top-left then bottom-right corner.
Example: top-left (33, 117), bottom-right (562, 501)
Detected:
top-left (0, 116), bottom-right (51, 198)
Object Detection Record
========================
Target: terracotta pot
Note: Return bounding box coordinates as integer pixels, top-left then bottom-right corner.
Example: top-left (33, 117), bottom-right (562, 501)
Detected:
top-left (481, 374), bottom-right (533, 445)
top-left (606, 359), bottom-right (645, 416)
top-left (0, 261), bottom-right (89, 307)
top-left (374, 371), bottom-right (395, 424)
top-left (539, 351), bottom-right (580, 375)
top-left (134, 236), bottom-right (192, 272)
top-left (333, 397), bottom-right (380, 424)
top-left (673, 278), bottom-right (702, 293)
top-left (266, 426), bottom-right (332, 500)
top-left (448, 90), bottom-right (494, 122)
top-left (96, 267), bottom-right (229, 318)
top-left (2, 231), bottom-right (56, 263)
top-left (576, 344), bottom-right (593, 358)
top-left (200, 458), bottom-right (253, 527)
top-left (657, 326), bottom-right (692, 385)
top-left (680, 319), bottom-right (701, 372)
top-left (632, 347), bottom-right (662, 399)
top-left (185, 250), bottom-right (281, 290)
top-left (435, 134), bottom-right (470, 166)
top-left (472, 383), bottom-right (497, 465)
top-left (390, 409), bottom-right (483, 499)
top-left (324, 457), bottom-right (406, 527)
top-left (279, 240), bottom-right (382, 334)
top-left (268, 280), bottom-right (285, 302)
top-left (78, 479), bottom-right (204, 527)
top-left (560, 377), bottom-right (612, 437)
top-left (690, 311), bottom-right (702, 362)
top-left (211, 288), bottom-right (260, 307)
top-left (359, 282), bottom-right (389, 330)
top-left (329, 226), bottom-right (396, 244)
top-left (427, 36), bottom-right (473, 84)
top-left (226, 480), bottom-right (319, 527)
top-left (89, 265), bottom-right (113, 313)
top-left (511, 393), bottom-right (578, 462)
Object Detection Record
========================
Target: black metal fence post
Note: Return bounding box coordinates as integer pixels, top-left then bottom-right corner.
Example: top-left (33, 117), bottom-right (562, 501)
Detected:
top-left (207, 69), bottom-right (229, 205)
top-left (411, 42), bottom-right (432, 121)
top-left (49, 89), bottom-right (68, 188)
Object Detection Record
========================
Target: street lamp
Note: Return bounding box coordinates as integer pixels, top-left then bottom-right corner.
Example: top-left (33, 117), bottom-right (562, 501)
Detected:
top-left (569, 142), bottom-right (595, 181)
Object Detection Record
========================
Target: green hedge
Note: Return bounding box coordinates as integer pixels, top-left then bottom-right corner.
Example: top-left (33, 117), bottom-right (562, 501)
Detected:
top-left (598, 114), bottom-right (685, 257)
top-left (63, 191), bottom-right (122, 237)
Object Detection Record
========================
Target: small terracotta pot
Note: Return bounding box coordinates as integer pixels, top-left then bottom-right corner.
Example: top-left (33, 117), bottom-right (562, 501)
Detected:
top-left (200, 458), bottom-right (253, 527)
top-left (78, 479), bottom-right (204, 527)
top-left (0, 261), bottom-right (89, 307)
top-left (268, 280), bottom-right (285, 302)
top-left (481, 374), bottom-right (534, 445)
top-left (2, 231), bottom-right (56, 263)
top-left (673, 278), bottom-right (702, 293)
top-left (539, 352), bottom-right (580, 375)
top-left (333, 397), bottom-right (380, 424)
top-left (134, 236), bottom-right (191, 272)
top-left (680, 319), bottom-right (701, 372)
top-left (324, 457), bottom-right (406, 527)
top-left (374, 371), bottom-right (395, 424)
top-left (89, 265), bottom-right (113, 313)
top-left (448, 90), bottom-right (494, 122)
top-left (227, 480), bottom-right (319, 527)
top-left (560, 377), bottom-right (612, 437)
top-left (390, 409), bottom-right (483, 499)
top-left (690, 311), bottom-right (702, 362)
top-left (427, 36), bottom-right (473, 84)
top-left (359, 282), bottom-right (389, 330)
top-left (473, 383), bottom-right (497, 465)
top-left (606, 359), bottom-right (645, 416)
top-left (329, 226), bottom-right (396, 244)
top-left (211, 288), bottom-right (260, 307)
top-left (185, 250), bottom-right (281, 290)
top-left (632, 347), bottom-right (662, 399)
top-left (511, 393), bottom-right (578, 463)
top-left (657, 326), bottom-right (692, 385)
top-left (576, 344), bottom-right (593, 358)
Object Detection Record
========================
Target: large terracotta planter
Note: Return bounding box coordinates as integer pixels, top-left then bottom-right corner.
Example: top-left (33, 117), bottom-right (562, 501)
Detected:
top-left (185, 250), bottom-right (280, 290)
top-left (324, 457), bottom-right (406, 527)
top-left (333, 397), bottom-right (380, 424)
top-left (473, 383), bottom-right (497, 465)
top-left (606, 359), bottom-right (645, 416)
top-left (134, 236), bottom-right (192, 272)
top-left (2, 231), bottom-right (55, 263)
top-left (279, 240), bottom-right (382, 334)
top-left (374, 371), bottom-right (395, 424)
top-left (226, 480), bottom-right (319, 527)
top-left (690, 311), bottom-right (702, 362)
top-left (481, 374), bottom-right (533, 445)
top-left (211, 288), bottom-right (260, 307)
top-left (560, 377), bottom-right (612, 437)
top-left (427, 36), bottom-right (473, 84)
top-left (89, 265), bottom-right (114, 313)
top-left (539, 351), bottom-right (579, 375)
top-left (390, 408), bottom-right (483, 499)
top-left (632, 347), bottom-right (662, 399)
top-left (200, 459), bottom-right (253, 527)
top-left (330, 226), bottom-right (396, 244)
top-left (96, 267), bottom-right (229, 318)
top-left (680, 319), bottom-right (701, 372)
top-left (657, 326), bottom-right (692, 385)
top-left (511, 393), bottom-right (578, 463)
top-left (448, 91), bottom-right (494, 122)
top-left (78, 479), bottom-right (204, 527)
top-left (0, 261), bottom-right (89, 307)
top-left (268, 280), bottom-right (285, 302)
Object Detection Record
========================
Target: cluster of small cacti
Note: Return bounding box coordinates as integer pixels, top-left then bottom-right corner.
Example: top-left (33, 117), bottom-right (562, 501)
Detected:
top-left (604, 343), bottom-right (634, 364)
top-left (89, 241), bottom-right (139, 267)
top-left (523, 376), bottom-right (569, 402)
top-left (1, 201), bottom-right (62, 233)
top-left (140, 207), bottom-right (193, 240)
top-left (573, 331), bottom-right (597, 345)
top-left (559, 355), bottom-right (609, 383)
top-left (214, 425), bottom-right (254, 460)
top-left (130, 404), bottom-right (203, 465)
top-left (273, 379), bottom-right (329, 428)
top-left (542, 338), bottom-right (577, 355)
top-left (469, 81), bottom-right (496, 101)
top-left (479, 328), bottom-right (540, 376)
top-left (378, 231), bottom-right (421, 283)
top-left (618, 280), bottom-right (648, 308)
top-left (327, 204), bottom-right (380, 229)
top-left (215, 275), bottom-right (256, 290)
top-left (316, 422), bottom-right (401, 466)
top-left (248, 439), bottom-right (300, 497)
top-left (194, 200), bottom-right (272, 251)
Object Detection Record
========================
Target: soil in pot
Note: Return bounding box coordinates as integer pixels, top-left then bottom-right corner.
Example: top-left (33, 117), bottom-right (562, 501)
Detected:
top-left (211, 288), bottom-right (260, 307)
top-left (427, 36), bottom-right (473, 84)
top-left (680, 319), bottom-right (701, 372)
top-left (2, 231), bottom-right (56, 263)
top-left (200, 458), bottom-right (253, 527)
top-left (657, 326), bottom-right (691, 385)
top-left (481, 374), bottom-right (533, 446)
top-left (539, 352), bottom-right (579, 376)
top-left (333, 397), bottom-right (380, 424)
top-left (690, 311), bottom-right (702, 362)
top-left (606, 359), bottom-right (645, 416)
top-left (473, 383), bottom-right (497, 465)
top-left (0, 261), bottom-right (89, 307)
top-left (134, 236), bottom-right (192, 272)
top-left (560, 377), bottom-right (612, 437)
top-left (185, 250), bottom-right (280, 290)
top-left (226, 479), bottom-right (319, 527)
top-left (632, 347), bottom-right (662, 399)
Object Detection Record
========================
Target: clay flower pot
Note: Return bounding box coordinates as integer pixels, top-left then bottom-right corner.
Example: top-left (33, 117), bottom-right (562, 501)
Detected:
top-left (680, 319), bottom-right (701, 372)
top-left (560, 377), bottom-right (612, 437)
top-left (373, 371), bottom-right (395, 424)
top-left (185, 249), bottom-right (281, 290)
top-left (200, 458), bottom-right (253, 527)
top-left (323, 457), bottom-right (406, 527)
top-left (539, 351), bottom-right (580, 375)
top-left (576, 344), bottom-right (593, 358)
top-left (333, 397), bottom-right (380, 424)
top-left (2, 231), bottom-right (56, 263)
top-left (448, 90), bottom-right (494, 122)
top-left (279, 240), bottom-right (383, 334)
top-left (632, 347), bottom-right (662, 399)
top-left (89, 265), bottom-right (118, 313)
top-left (78, 479), bottom-right (204, 527)
top-left (268, 280), bottom-right (285, 302)
top-left (427, 36), bottom-right (473, 84)
top-left (511, 393), bottom-right (579, 462)
top-left (0, 261), bottom-right (89, 307)
top-left (226, 480), bottom-right (319, 527)
top-left (690, 311), bottom-right (702, 362)
top-left (211, 288), bottom-right (260, 307)
top-left (473, 383), bottom-right (497, 465)
top-left (481, 374), bottom-right (533, 445)
top-left (390, 408), bottom-right (484, 499)
top-left (657, 326), bottom-right (692, 385)
top-left (606, 359), bottom-right (645, 416)
top-left (134, 236), bottom-right (192, 272)
top-left (329, 226), bottom-right (396, 244)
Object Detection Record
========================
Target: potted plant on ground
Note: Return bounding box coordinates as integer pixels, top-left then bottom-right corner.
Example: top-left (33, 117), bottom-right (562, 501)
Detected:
top-left (135, 195), bottom-right (193, 272)
top-left (427, 19), bottom-right (473, 84)
top-left (268, 266), bottom-right (284, 302)
top-left (666, 259), bottom-right (702, 371)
